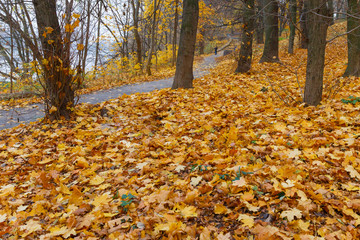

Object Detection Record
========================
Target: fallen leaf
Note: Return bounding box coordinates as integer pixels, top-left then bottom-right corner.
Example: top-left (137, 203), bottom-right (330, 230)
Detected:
top-left (280, 208), bottom-right (302, 222)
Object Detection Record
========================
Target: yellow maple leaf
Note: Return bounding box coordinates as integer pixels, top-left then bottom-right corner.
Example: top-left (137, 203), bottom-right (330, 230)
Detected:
top-left (89, 175), bottom-right (105, 185)
top-left (20, 219), bottom-right (42, 237)
top-left (273, 121), bottom-right (287, 132)
top-left (180, 205), bottom-right (198, 218)
top-left (0, 184), bottom-right (15, 198)
top-left (280, 208), bottom-right (302, 222)
top-left (59, 183), bottom-right (71, 195)
top-left (155, 221), bottom-right (186, 233)
top-left (237, 214), bottom-right (255, 228)
top-left (200, 227), bottom-right (211, 240)
top-left (296, 220), bottom-right (310, 231)
top-left (214, 204), bottom-right (230, 214)
top-left (92, 193), bottom-right (111, 208)
top-left (190, 176), bottom-right (203, 187)
top-left (232, 178), bottom-right (247, 188)
top-left (345, 165), bottom-right (360, 180)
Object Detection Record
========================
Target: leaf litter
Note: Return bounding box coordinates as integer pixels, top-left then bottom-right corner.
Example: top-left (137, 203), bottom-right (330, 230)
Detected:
top-left (0, 34), bottom-right (360, 239)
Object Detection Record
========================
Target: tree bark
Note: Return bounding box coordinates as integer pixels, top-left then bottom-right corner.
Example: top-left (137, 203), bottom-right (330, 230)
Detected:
top-left (255, 0), bottom-right (264, 44)
top-left (172, 0), bottom-right (179, 66)
top-left (343, 0), bottom-right (360, 77)
top-left (131, 0), bottom-right (142, 69)
top-left (172, 0), bottom-right (199, 89)
top-left (33, 0), bottom-right (74, 119)
top-left (145, 0), bottom-right (159, 75)
top-left (288, 0), bottom-right (297, 54)
top-left (236, 0), bottom-right (255, 73)
top-left (299, 0), bottom-right (309, 49)
top-left (303, 0), bottom-right (330, 106)
top-left (95, 1), bottom-right (102, 70)
top-left (259, 0), bottom-right (279, 63)
top-left (81, 0), bottom-right (91, 77)
top-left (328, 0), bottom-right (335, 25)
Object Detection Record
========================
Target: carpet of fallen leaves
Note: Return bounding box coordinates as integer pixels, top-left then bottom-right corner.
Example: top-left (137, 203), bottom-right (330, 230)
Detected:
top-left (1, 31), bottom-right (360, 239)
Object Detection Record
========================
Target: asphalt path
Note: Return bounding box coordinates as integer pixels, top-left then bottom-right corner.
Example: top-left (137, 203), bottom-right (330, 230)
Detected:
top-left (0, 53), bottom-right (220, 130)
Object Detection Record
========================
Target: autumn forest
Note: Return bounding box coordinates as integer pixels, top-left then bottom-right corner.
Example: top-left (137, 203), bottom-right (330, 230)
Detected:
top-left (0, 0), bottom-right (360, 239)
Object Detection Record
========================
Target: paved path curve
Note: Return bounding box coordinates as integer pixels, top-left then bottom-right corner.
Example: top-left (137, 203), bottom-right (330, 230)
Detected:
top-left (0, 53), bottom-right (221, 130)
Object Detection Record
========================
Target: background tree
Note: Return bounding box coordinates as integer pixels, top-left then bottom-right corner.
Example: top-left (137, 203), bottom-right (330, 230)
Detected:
top-left (172, 0), bottom-right (199, 89)
top-left (172, 0), bottom-right (180, 66)
top-left (255, 0), bottom-right (264, 44)
top-left (299, 0), bottom-right (309, 49)
top-left (131, 0), bottom-right (143, 69)
top-left (288, 0), bottom-right (297, 54)
top-left (236, 0), bottom-right (255, 73)
top-left (343, 0), bottom-right (360, 77)
top-left (303, 0), bottom-right (331, 106)
top-left (260, 0), bottom-right (279, 63)
top-left (145, 0), bottom-right (161, 75)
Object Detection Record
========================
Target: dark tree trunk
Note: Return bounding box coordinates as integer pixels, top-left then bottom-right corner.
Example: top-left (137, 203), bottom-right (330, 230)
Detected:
top-left (259, 0), bottom-right (279, 63)
top-left (94, 1), bottom-right (102, 69)
top-left (131, 0), bottom-right (142, 69)
top-left (33, 0), bottom-right (74, 119)
top-left (145, 0), bottom-right (158, 75)
top-left (299, 0), bottom-right (309, 49)
top-left (255, 0), bottom-right (264, 44)
top-left (303, 0), bottom-right (330, 106)
top-left (279, 1), bottom-right (287, 35)
top-left (172, 0), bottom-right (199, 89)
top-left (343, 0), bottom-right (360, 77)
top-left (236, 0), bottom-right (255, 73)
top-left (288, 0), bottom-right (297, 54)
top-left (172, 0), bottom-right (179, 66)
top-left (329, 0), bottom-right (335, 25)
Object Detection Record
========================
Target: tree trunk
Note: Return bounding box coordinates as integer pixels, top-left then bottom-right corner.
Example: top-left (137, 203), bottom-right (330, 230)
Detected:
top-left (259, 0), bottom-right (279, 63)
top-left (33, 0), bottom-right (74, 119)
top-left (131, 0), bottom-right (142, 69)
top-left (278, 1), bottom-right (287, 36)
top-left (81, 0), bottom-right (91, 78)
top-left (343, 0), bottom-right (360, 77)
top-left (288, 0), bottom-right (297, 54)
top-left (236, 0), bottom-right (255, 73)
top-left (299, 0), bottom-right (308, 49)
top-left (94, 1), bottom-right (102, 70)
top-left (303, 0), bottom-right (330, 106)
top-left (255, 0), bottom-right (264, 44)
top-left (329, 0), bottom-right (335, 25)
top-left (172, 0), bottom-right (179, 66)
top-left (9, 4), bottom-right (14, 93)
top-left (172, 0), bottom-right (199, 89)
top-left (145, 0), bottom-right (158, 75)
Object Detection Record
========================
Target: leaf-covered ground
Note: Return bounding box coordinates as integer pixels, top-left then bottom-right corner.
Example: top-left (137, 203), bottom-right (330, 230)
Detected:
top-left (1, 32), bottom-right (360, 239)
